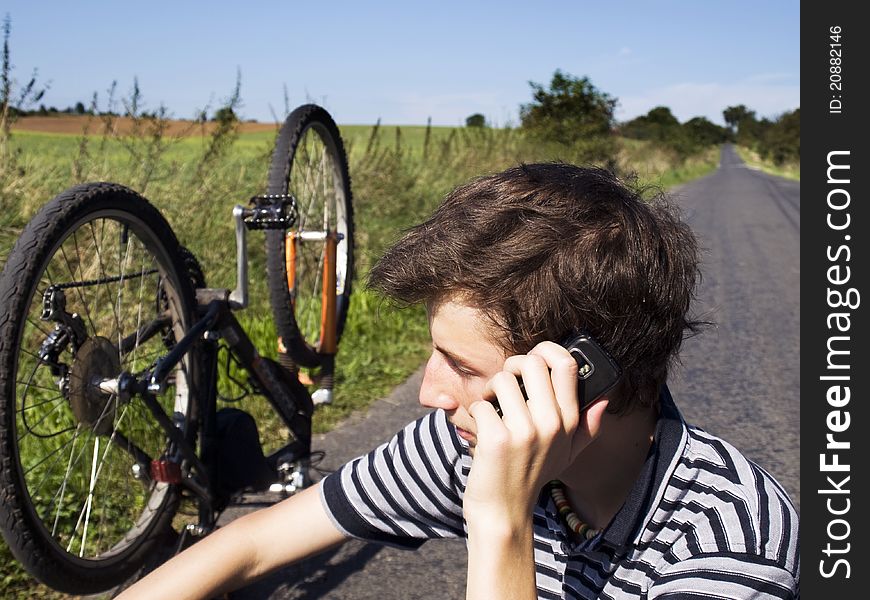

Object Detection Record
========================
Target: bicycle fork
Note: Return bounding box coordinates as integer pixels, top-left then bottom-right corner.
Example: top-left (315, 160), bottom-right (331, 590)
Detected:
top-left (280, 230), bottom-right (340, 405)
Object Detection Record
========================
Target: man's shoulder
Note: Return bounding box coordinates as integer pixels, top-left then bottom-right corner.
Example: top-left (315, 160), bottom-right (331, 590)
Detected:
top-left (654, 424), bottom-right (799, 574)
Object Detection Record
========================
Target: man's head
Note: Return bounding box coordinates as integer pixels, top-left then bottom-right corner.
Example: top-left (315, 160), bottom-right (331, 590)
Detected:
top-left (368, 163), bottom-right (702, 413)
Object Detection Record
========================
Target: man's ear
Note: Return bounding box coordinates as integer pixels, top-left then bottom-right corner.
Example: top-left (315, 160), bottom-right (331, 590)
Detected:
top-left (580, 397), bottom-right (610, 439)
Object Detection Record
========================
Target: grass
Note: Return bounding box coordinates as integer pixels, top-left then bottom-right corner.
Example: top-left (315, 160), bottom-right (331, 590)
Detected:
top-left (0, 117), bottom-right (720, 597)
top-left (734, 145), bottom-right (800, 180)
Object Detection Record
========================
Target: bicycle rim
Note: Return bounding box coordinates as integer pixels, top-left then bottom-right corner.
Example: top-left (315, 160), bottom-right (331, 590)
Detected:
top-left (286, 121), bottom-right (351, 352)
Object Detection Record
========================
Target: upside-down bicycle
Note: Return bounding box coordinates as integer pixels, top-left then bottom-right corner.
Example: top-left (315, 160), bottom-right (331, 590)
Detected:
top-left (0, 104), bottom-right (353, 594)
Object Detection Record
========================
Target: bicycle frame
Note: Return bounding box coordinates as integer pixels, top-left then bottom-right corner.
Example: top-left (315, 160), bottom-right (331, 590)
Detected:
top-left (97, 197), bottom-right (323, 537)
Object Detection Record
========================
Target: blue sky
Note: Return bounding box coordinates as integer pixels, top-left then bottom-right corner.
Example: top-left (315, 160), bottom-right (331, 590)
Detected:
top-left (3, 1), bottom-right (799, 126)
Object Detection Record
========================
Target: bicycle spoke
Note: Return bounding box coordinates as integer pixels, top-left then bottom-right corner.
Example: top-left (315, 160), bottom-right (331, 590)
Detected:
top-left (16, 377), bottom-right (62, 393)
top-left (60, 242), bottom-right (97, 335)
top-left (88, 220), bottom-right (123, 346)
top-left (51, 425), bottom-right (82, 537)
top-left (128, 240), bottom-right (149, 369)
top-left (119, 315), bottom-right (169, 357)
top-left (18, 391), bottom-right (65, 410)
top-left (23, 430), bottom-right (82, 478)
top-left (115, 223), bottom-right (139, 369)
top-left (31, 433), bottom-right (90, 517)
top-left (25, 316), bottom-right (54, 340)
top-left (17, 393), bottom-right (72, 442)
top-left (71, 394), bottom-right (139, 555)
top-left (75, 437), bottom-right (100, 556)
top-left (321, 144), bottom-right (331, 231)
top-left (71, 229), bottom-right (98, 333)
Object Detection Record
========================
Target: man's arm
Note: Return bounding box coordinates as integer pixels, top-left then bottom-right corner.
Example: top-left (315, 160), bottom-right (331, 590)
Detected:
top-left (117, 481), bottom-right (346, 600)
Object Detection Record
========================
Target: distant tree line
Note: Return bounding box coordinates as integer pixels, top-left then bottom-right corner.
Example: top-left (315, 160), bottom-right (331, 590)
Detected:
top-left (465, 70), bottom-right (799, 168)
top-left (8, 103), bottom-right (114, 117)
top-left (10, 103), bottom-right (238, 122)
top-left (619, 106), bottom-right (730, 159)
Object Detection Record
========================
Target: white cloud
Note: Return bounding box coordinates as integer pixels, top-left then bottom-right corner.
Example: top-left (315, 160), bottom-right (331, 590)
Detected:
top-left (616, 78), bottom-right (799, 125)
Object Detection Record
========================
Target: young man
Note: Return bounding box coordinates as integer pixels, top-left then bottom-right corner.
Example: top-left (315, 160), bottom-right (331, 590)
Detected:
top-left (119, 163), bottom-right (799, 599)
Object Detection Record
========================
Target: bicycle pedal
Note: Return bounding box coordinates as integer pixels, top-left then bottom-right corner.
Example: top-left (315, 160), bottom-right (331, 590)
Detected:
top-left (311, 388), bottom-right (333, 406)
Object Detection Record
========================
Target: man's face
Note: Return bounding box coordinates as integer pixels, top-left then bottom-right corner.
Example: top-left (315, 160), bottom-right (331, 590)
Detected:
top-left (419, 297), bottom-right (508, 448)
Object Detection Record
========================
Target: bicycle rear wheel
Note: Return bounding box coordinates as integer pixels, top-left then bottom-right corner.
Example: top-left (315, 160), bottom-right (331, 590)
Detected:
top-left (0, 183), bottom-right (200, 594)
top-left (266, 104), bottom-right (354, 368)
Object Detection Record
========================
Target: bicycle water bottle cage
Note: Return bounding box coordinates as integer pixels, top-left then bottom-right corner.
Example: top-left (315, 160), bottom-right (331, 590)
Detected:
top-left (244, 195), bottom-right (298, 230)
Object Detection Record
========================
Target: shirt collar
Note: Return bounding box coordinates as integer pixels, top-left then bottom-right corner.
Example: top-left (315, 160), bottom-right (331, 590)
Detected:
top-left (598, 383), bottom-right (688, 551)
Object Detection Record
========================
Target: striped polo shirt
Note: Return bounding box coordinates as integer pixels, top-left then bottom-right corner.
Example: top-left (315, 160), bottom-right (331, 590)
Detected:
top-left (320, 386), bottom-right (800, 599)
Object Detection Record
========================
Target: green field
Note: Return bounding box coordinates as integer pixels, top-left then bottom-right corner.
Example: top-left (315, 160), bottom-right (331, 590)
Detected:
top-left (0, 122), bottom-right (720, 597)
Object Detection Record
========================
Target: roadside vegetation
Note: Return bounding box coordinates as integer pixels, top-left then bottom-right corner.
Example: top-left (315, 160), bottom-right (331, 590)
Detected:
top-left (733, 145), bottom-right (800, 181)
top-left (0, 18), bottom-right (791, 596)
top-left (723, 104), bottom-right (800, 180)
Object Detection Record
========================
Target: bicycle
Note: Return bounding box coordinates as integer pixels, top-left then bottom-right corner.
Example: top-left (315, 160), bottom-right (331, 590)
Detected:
top-left (0, 104), bottom-right (353, 595)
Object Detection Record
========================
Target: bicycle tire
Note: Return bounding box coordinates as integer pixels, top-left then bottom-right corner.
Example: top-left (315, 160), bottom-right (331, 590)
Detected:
top-left (266, 104), bottom-right (354, 367)
top-left (0, 182), bottom-right (201, 594)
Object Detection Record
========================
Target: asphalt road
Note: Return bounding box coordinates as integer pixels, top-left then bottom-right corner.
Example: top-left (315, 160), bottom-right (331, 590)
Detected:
top-left (156, 145), bottom-right (800, 600)
top-left (667, 144), bottom-right (800, 512)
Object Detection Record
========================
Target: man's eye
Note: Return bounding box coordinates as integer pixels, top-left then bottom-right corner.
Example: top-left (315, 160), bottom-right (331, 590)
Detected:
top-left (449, 361), bottom-right (474, 378)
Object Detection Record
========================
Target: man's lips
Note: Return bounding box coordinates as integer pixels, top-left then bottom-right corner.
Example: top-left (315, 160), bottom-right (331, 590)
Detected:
top-left (455, 426), bottom-right (476, 441)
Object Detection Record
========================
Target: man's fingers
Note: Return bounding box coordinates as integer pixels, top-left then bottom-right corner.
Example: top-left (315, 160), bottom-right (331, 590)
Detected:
top-left (526, 342), bottom-right (581, 434)
top-left (501, 353), bottom-right (562, 437)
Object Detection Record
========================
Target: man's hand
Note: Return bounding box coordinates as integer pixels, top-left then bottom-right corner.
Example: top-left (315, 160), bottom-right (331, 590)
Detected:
top-left (461, 341), bottom-right (609, 600)
top-left (463, 341), bottom-right (607, 521)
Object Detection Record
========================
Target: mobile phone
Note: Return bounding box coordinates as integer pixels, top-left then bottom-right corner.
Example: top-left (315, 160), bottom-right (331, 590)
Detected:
top-left (493, 331), bottom-right (622, 417)
top-left (561, 331), bottom-right (622, 411)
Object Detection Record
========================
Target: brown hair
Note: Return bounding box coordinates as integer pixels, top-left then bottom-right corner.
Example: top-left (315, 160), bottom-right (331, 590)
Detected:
top-left (368, 163), bottom-right (704, 412)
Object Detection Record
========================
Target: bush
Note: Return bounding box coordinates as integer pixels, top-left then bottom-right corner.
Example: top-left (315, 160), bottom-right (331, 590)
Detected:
top-left (519, 70), bottom-right (617, 165)
top-left (465, 113), bottom-right (485, 128)
top-left (621, 108), bottom-right (727, 159)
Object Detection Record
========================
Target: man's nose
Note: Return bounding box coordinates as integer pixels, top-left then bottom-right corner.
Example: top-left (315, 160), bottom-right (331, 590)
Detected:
top-left (419, 355), bottom-right (459, 410)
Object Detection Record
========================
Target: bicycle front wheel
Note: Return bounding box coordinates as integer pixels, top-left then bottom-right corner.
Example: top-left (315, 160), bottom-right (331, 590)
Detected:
top-left (0, 183), bottom-right (200, 594)
top-left (266, 104), bottom-right (354, 367)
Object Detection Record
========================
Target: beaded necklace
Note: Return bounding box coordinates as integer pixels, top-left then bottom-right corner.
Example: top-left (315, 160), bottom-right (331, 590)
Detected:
top-left (549, 480), bottom-right (601, 541)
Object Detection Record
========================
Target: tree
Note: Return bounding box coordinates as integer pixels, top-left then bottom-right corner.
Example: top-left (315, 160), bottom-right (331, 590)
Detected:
top-left (759, 108), bottom-right (799, 165)
top-left (621, 108), bottom-right (729, 158)
top-left (683, 117), bottom-right (729, 146)
top-left (212, 106), bottom-right (238, 123)
top-left (465, 113), bottom-right (485, 128)
top-left (74, 101), bottom-right (86, 115)
top-left (621, 106), bottom-right (680, 142)
top-left (722, 104), bottom-right (754, 135)
top-left (520, 70), bottom-right (617, 145)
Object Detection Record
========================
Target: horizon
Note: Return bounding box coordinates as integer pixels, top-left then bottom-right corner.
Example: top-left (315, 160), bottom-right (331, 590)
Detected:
top-left (3, 1), bottom-right (799, 127)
